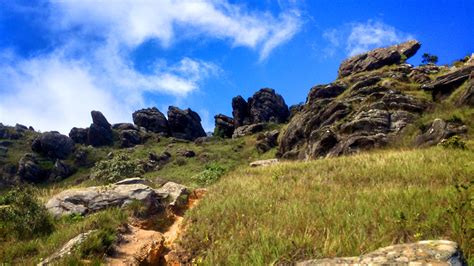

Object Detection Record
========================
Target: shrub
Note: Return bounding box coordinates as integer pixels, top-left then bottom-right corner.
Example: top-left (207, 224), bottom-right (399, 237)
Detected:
top-left (78, 228), bottom-right (117, 257)
top-left (439, 136), bottom-right (467, 150)
top-left (90, 153), bottom-right (143, 183)
top-left (0, 187), bottom-right (54, 240)
top-left (192, 162), bottom-right (226, 186)
top-left (421, 53), bottom-right (438, 65)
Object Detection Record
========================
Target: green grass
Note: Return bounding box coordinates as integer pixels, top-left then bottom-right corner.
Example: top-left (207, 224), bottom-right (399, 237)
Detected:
top-left (0, 208), bottom-right (127, 264)
top-left (180, 147), bottom-right (473, 265)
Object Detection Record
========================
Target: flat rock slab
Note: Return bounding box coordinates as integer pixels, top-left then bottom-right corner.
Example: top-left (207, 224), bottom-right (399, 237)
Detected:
top-left (46, 183), bottom-right (167, 217)
top-left (249, 159), bottom-right (279, 167)
top-left (297, 240), bottom-right (466, 265)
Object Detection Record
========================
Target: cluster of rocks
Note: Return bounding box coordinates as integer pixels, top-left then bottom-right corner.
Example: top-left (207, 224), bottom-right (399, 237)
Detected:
top-left (0, 123), bottom-right (34, 140)
top-left (133, 106), bottom-right (206, 141)
top-left (297, 240), bottom-right (466, 265)
top-left (70, 111), bottom-right (114, 147)
top-left (214, 88), bottom-right (290, 138)
top-left (278, 40), bottom-right (472, 159)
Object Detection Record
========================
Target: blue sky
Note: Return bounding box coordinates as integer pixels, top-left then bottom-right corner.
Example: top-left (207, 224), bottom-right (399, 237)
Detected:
top-left (0, 0), bottom-right (473, 133)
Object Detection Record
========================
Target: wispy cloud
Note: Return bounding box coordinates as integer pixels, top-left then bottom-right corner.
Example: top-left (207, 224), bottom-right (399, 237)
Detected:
top-left (323, 20), bottom-right (414, 57)
top-left (0, 0), bottom-right (302, 133)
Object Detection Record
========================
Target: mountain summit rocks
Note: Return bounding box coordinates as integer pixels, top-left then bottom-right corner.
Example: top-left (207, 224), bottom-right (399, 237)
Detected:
top-left (338, 40), bottom-right (421, 78)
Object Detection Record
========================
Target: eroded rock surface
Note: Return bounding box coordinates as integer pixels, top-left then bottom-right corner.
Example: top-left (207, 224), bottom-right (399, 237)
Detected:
top-left (167, 106), bottom-right (206, 141)
top-left (423, 65), bottom-right (474, 100)
top-left (31, 132), bottom-right (74, 159)
top-left (132, 107), bottom-right (169, 135)
top-left (214, 114), bottom-right (235, 138)
top-left (338, 40), bottom-right (420, 78)
top-left (416, 118), bottom-right (467, 147)
top-left (88, 111), bottom-right (114, 147)
top-left (297, 240), bottom-right (466, 265)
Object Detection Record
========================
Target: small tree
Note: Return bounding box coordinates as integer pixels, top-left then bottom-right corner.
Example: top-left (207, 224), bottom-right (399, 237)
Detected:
top-left (421, 53), bottom-right (438, 65)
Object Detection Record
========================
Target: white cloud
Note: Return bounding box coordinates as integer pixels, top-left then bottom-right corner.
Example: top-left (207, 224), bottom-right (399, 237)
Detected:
top-left (51, 0), bottom-right (301, 60)
top-left (0, 0), bottom-right (300, 133)
top-left (323, 20), bottom-right (414, 57)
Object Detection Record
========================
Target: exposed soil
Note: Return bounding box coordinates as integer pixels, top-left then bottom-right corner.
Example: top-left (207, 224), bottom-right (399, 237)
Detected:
top-left (106, 188), bottom-right (207, 265)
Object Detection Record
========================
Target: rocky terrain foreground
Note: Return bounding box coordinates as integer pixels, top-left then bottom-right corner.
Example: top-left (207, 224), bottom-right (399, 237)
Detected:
top-left (0, 40), bottom-right (472, 265)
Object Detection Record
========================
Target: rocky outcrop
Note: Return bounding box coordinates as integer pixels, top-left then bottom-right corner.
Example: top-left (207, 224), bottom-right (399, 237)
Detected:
top-left (231, 88), bottom-right (289, 128)
top-left (45, 179), bottom-right (189, 217)
top-left (119, 130), bottom-right (142, 148)
top-left (422, 65), bottom-right (474, 100)
top-left (214, 114), bottom-right (235, 138)
top-left (289, 103), bottom-right (304, 118)
top-left (88, 111), bottom-right (114, 147)
top-left (297, 240), bottom-right (466, 265)
top-left (416, 118), bottom-right (467, 147)
top-left (38, 230), bottom-right (96, 265)
top-left (31, 132), bottom-right (75, 159)
top-left (457, 72), bottom-right (474, 106)
top-left (255, 130), bottom-right (279, 153)
top-left (16, 153), bottom-right (45, 183)
top-left (46, 182), bottom-right (167, 217)
top-left (49, 159), bottom-right (73, 182)
top-left (132, 107), bottom-right (169, 135)
top-left (338, 40), bottom-right (421, 78)
top-left (249, 159), bottom-right (279, 167)
top-left (232, 96), bottom-right (250, 128)
top-left (232, 123), bottom-right (265, 138)
top-left (167, 106), bottom-right (206, 141)
top-left (69, 127), bottom-right (88, 145)
top-left (279, 66), bottom-right (433, 159)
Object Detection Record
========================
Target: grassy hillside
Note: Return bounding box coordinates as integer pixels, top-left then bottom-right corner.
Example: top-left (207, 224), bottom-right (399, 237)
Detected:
top-left (180, 147), bottom-right (473, 265)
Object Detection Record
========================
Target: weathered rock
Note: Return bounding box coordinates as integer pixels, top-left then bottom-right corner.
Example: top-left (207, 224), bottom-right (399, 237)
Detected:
top-left (297, 240), bottom-right (466, 265)
top-left (68, 127), bottom-right (88, 145)
top-left (307, 83), bottom-right (347, 102)
top-left (115, 177), bottom-right (151, 186)
top-left (17, 153), bottom-right (45, 183)
top-left (178, 150), bottom-right (196, 158)
top-left (119, 130), bottom-right (142, 148)
top-left (232, 95), bottom-right (250, 128)
top-left (289, 103), bottom-right (304, 118)
top-left (38, 230), bottom-right (96, 266)
top-left (249, 158), bottom-right (279, 167)
top-left (49, 159), bottom-right (73, 182)
top-left (0, 146), bottom-right (7, 157)
top-left (338, 40), bottom-right (421, 78)
top-left (214, 114), bottom-right (235, 138)
top-left (232, 123), bottom-right (266, 138)
top-left (167, 106), bottom-right (206, 141)
top-left (155, 182), bottom-right (189, 209)
top-left (46, 183), bottom-right (168, 217)
top-left (408, 64), bottom-right (441, 84)
top-left (255, 130), bottom-right (279, 153)
top-left (88, 111), bottom-right (113, 147)
top-left (422, 65), bottom-right (474, 100)
top-left (457, 72), bottom-right (474, 106)
top-left (132, 107), bottom-right (169, 135)
top-left (248, 88), bottom-right (290, 124)
top-left (112, 123), bottom-right (139, 131)
top-left (416, 118), bottom-right (467, 147)
top-left (32, 132), bottom-right (75, 159)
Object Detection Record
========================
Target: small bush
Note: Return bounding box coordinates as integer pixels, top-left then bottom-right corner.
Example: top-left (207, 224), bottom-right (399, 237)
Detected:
top-left (78, 228), bottom-right (117, 257)
top-left (90, 153), bottom-right (143, 183)
top-left (439, 136), bottom-right (467, 150)
top-left (192, 162), bottom-right (226, 186)
top-left (0, 187), bottom-right (54, 240)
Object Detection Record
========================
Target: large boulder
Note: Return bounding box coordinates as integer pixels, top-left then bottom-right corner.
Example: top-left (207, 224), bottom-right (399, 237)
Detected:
top-left (415, 118), bottom-right (467, 147)
top-left (248, 88), bottom-right (290, 124)
top-left (255, 130), bottom-right (279, 153)
top-left (132, 107), bottom-right (169, 135)
top-left (231, 88), bottom-right (290, 127)
top-left (45, 182), bottom-right (167, 217)
top-left (232, 96), bottom-right (250, 128)
top-left (32, 132), bottom-right (75, 159)
top-left (88, 111), bottom-right (113, 147)
top-left (16, 153), bottom-right (45, 183)
top-left (49, 159), bottom-right (73, 182)
top-left (297, 240), bottom-right (466, 265)
top-left (338, 40), bottom-right (421, 78)
top-left (119, 130), bottom-right (142, 148)
top-left (69, 127), bottom-right (88, 145)
top-left (214, 114), bottom-right (235, 138)
top-left (422, 65), bottom-right (474, 100)
top-left (167, 106), bottom-right (206, 141)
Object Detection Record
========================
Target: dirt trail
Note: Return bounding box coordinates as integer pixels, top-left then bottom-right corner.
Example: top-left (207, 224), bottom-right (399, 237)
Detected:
top-left (106, 188), bottom-right (206, 265)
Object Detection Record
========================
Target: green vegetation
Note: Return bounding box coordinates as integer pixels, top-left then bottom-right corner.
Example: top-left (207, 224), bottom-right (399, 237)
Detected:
top-left (180, 147), bottom-right (473, 265)
top-left (421, 53), bottom-right (439, 65)
top-left (90, 153), bottom-right (144, 183)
